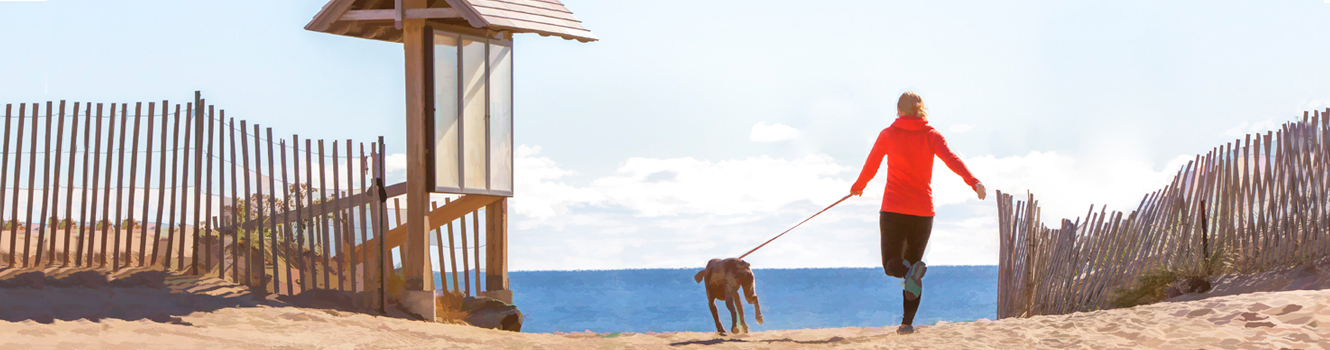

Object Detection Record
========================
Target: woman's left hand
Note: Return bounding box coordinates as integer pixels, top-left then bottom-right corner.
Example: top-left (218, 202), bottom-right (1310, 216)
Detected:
top-left (974, 183), bottom-right (987, 200)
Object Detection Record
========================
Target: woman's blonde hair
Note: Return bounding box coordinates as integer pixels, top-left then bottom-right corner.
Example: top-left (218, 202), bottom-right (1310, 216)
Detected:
top-left (897, 91), bottom-right (927, 118)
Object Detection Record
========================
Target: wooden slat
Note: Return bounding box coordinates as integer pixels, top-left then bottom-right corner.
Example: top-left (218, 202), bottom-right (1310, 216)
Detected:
top-left (431, 201), bottom-right (446, 293)
top-left (290, 135), bottom-right (307, 292)
top-left (122, 103), bottom-right (143, 268)
top-left (358, 143), bottom-right (371, 302)
top-left (339, 8), bottom-right (461, 20)
top-left (374, 140), bottom-right (389, 313)
top-left (173, 104), bottom-right (194, 271)
top-left (95, 103), bottom-right (118, 268)
top-left (203, 105), bottom-right (216, 274)
top-left (472, 210), bottom-right (480, 292)
top-left (22, 103), bottom-right (41, 266)
top-left (79, 104), bottom-right (101, 267)
top-left (0, 104), bottom-right (12, 267)
top-left (331, 140), bottom-right (345, 291)
top-left (240, 120), bottom-right (254, 286)
top-left (253, 123), bottom-right (268, 290)
top-left (266, 127), bottom-right (279, 294)
top-left (458, 203), bottom-right (470, 296)
top-left (318, 140), bottom-right (332, 289)
top-left (35, 101), bottom-right (60, 266)
top-left (279, 138), bottom-right (294, 295)
top-left (303, 138), bottom-right (318, 289)
top-left (136, 103), bottom-right (155, 267)
top-left (61, 103), bottom-right (82, 266)
top-left (188, 99), bottom-right (205, 275)
top-left (228, 116), bottom-right (239, 282)
top-left (108, 103), bottom-right (128, 269)
top-left (151, 102), bottom-right (173, 266)
top-left (163, 106), bottom-right (184, 269)
top-left (343, 139), bottom-right (356, 292)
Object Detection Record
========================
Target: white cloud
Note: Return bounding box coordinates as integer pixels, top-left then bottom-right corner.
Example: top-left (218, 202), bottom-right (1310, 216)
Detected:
top-left (507, 145), bottom-right (1195, 270)
top-left (1221, 119), bottom-right (1281, 139)
top-left (385, 153), bottom-right (407, 174)
top-left (749, 121), bottom-right (800, 142)
top-left (948, 123), bottom-right (976, 134)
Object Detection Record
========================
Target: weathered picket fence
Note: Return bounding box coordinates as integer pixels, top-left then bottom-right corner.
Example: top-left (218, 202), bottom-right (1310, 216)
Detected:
top-left (0, 95), bottom-right (497, 315)
top-left (997, 109), bottom-right (1330, 319)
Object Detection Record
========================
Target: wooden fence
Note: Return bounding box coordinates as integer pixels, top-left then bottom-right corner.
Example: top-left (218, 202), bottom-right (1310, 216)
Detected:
top-left (0, 95), bottom-right (497, 315)
top-left (996, 109), bottom-right (1330, 319)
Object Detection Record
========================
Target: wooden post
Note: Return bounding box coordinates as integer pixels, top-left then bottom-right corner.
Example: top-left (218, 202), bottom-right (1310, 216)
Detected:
top-left (318, 140), bottom-right (332, 289)
top-left (110, 103), bottom-right (128, 270)
top-left (399, 0), bottom-right (435, 320)
top-left (402, 1), bottom-right (433, 297)
top-left (150, 103), bottom-right (173, 266)
top-left (240, 120), bottom-right (254, 286)
top-left (62, 102), bottom-right (82, 267)
top-left (164, 105), bottom-right (184, 270)
top-left (228, 116), bottom-right (239, 282)
top-left (203, 105), bottom-right (215, 274)
top-left (24, 103), bottom-right (41, 267)
top-left (35, 101), bottom-right (60, 267)
top-left (279, 139), bottom-right (293, 295)
top-left (123, 103), bottom-right (142, 268)
top-left (80, 104), bottom-right (101, 267)
top-left (97, 104), bottom-right (117, 268)
top-left (0, 104), bottom-right (10, 267)
top-left (137, 103), bottom-right (156, 267)
top-left (484, 198), bottom-right (509, 301)
top-left (290, 135), bottom-right (307, 292)
top-left (266, 128), bottom-right (279, 294)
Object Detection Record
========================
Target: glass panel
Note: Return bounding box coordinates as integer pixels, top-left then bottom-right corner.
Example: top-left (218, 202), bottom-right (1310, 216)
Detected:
top-left (489, 43), bottom-right (513, 193)
top-left (461, 38), bottom-right (488, 190)
top-left (432, 32), bottom-right (460, 189)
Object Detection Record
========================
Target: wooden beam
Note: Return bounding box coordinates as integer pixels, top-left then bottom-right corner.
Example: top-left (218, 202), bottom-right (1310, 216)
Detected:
top-left (344, 194), bottom-right (501, 263)
top-left (339, 8), bottom-right (462, 21)
top-left (484, 198), bottom-right (507, 292)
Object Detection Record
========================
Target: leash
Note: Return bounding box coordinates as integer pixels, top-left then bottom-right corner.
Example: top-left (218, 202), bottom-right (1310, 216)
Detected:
top-left (738, 194), bottom-right (854, 260)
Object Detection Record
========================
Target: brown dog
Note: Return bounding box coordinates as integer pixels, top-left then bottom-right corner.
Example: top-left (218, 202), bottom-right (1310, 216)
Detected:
top-left (694, 258), bottom-right (763, 335)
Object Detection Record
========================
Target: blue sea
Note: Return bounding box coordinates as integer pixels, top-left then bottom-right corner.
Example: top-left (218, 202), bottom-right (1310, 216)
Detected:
top-left (435, 266), bottom-right (997, 333)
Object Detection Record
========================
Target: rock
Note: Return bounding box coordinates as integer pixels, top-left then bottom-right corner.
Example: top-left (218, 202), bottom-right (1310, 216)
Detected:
top-left (1166, 276), bottom-right (1212, 298)
top-left (461, 296), bottom-right (523, 332)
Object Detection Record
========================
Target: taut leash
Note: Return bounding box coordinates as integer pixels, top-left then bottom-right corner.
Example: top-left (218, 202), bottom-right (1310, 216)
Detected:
top-left (738, 194), bottom-right (853, 260)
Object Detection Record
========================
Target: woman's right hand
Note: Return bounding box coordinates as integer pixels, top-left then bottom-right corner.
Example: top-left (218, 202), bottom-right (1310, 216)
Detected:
top-left (850, 189), bottom-right (863, 197)
top-left (974, 183), bottom-right (987, 200)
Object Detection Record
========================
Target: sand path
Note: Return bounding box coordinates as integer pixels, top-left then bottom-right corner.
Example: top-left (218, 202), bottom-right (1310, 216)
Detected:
top-left (3, 288), bottom-right (1329, 349)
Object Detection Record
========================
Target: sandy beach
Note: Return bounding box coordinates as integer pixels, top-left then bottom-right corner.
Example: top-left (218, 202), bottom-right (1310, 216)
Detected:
top-left (2, 278), bottom-right (1329, 349)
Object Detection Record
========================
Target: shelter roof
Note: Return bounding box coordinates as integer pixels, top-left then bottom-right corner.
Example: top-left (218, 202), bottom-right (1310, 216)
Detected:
top-left (306, 0), bottom-right (597, 43)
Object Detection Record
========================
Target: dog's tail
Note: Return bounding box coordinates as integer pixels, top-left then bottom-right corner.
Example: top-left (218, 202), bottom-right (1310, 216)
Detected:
top-left (693, 268), bottom-right (707, 283)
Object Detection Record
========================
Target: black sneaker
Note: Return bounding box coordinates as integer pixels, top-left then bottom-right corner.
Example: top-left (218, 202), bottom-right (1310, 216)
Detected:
top-left (896, 324), bottom-right (914, 335)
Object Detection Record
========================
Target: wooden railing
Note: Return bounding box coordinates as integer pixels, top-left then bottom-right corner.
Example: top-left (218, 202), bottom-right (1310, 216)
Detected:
top-left (997, 109), bottom-right (1329, 318)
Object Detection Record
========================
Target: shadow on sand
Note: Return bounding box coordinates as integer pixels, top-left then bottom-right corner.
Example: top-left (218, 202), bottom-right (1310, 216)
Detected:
top-left (0, 266), bottom-right (369, 325)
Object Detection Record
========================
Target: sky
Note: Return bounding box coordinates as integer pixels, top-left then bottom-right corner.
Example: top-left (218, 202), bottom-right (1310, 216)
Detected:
top-left (0, 0), bottom-right (1328, 270)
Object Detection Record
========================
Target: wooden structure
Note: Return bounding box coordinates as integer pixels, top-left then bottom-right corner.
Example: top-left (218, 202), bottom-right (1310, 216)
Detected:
top-left (305, 0), bottom-right (596, 319)
top-left (0, 97), bottom-right (392, 305)
top-left (996, 109), bottom-right (1330, 319)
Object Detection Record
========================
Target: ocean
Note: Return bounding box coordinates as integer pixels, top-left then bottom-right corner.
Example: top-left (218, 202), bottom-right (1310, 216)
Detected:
top-left (435, 265), bottom-right (997, 333)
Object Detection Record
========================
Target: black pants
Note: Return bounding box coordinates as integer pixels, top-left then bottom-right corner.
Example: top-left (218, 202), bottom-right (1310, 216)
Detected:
top-left (879, 211), bottom-right (932, 325)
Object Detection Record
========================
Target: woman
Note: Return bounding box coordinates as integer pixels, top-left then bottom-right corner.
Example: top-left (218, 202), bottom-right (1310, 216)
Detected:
top-left (849, 91), bottom-right (986, 335)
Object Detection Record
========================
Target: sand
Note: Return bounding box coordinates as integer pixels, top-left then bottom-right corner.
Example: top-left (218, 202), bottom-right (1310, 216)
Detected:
top-left (0, 287), bottom-right (1326, 349)
top-left (4, 259), bottom-right (1330, 349)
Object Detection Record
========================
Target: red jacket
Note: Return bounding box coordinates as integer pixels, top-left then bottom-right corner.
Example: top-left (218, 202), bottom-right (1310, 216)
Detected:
top-left (851, 116), bottom-right (980, 217)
